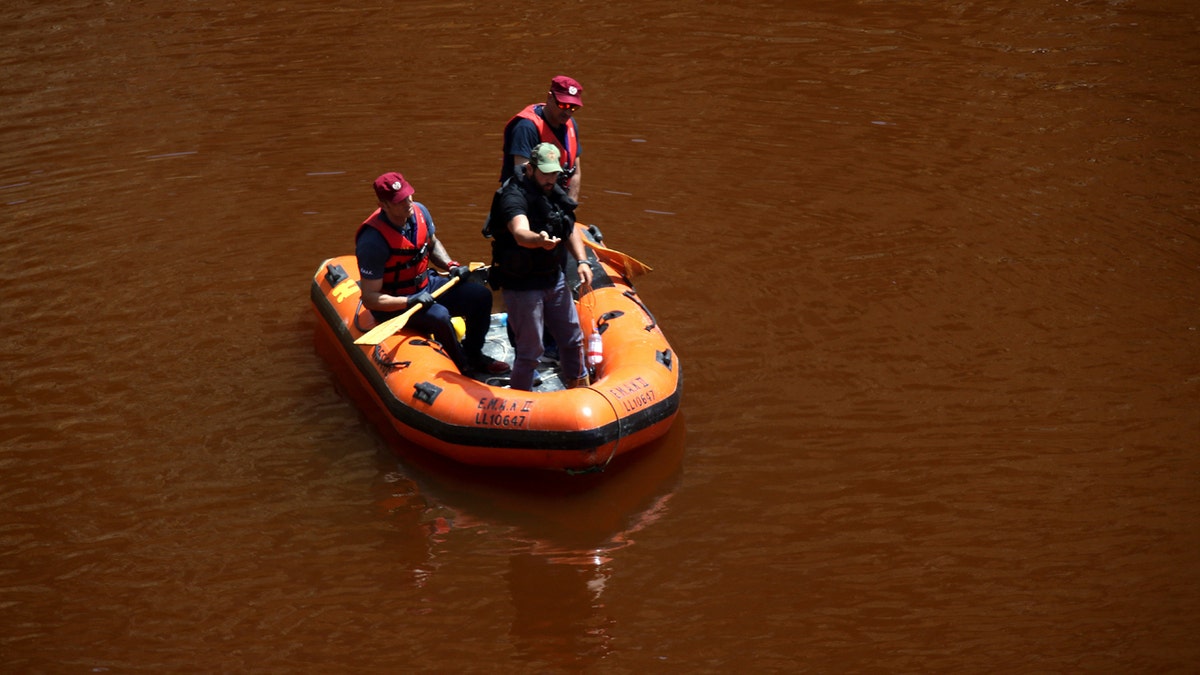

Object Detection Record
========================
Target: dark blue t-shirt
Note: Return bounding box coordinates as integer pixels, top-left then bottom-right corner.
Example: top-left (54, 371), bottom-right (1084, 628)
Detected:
top-left (355, 202), bottom-right (436, 281)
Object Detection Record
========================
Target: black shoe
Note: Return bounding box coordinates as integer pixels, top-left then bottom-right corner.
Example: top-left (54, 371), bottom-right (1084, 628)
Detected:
top-left (471, 354), bottom-right (511, 376)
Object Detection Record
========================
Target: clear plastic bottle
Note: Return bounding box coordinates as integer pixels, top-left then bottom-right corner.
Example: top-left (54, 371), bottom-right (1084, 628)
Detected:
top-left (587, 329), bottom-right (603, 371)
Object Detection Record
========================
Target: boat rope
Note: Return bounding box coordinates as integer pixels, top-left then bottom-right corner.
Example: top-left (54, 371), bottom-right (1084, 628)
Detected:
top-left (563, 286), bottom-right (621, 475)
top-left (371, 344), bottom-right (410, 371)
top-left (410, 337), bottom-right (450, 360)
top-left (597, 387), bottom-right (622, 471)
top-left (352, 300), bottom-right (373, 334)
top-left (564, 384), bottom-right (621, 475)
top-left (622, 290), bottom-right (657, 331)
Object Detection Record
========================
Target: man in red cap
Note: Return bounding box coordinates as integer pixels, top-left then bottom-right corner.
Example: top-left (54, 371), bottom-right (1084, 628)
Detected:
top-left (499, 75), bottom-right (584, 202)
top-left (492, 77), bottom-right (587, 363)
top-left (356, 171), bottom-right (509, 376)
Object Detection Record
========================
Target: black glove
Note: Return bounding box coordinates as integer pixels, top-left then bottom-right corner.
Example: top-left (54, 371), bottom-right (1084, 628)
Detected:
top-left (449, 264), bottom-right (470, 281)
top-left (406, 291), bottom-right (435, 309)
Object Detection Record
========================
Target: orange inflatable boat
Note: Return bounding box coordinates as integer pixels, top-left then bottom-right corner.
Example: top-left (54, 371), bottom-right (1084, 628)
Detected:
top-left (310, 225), bottom-right (682, 472)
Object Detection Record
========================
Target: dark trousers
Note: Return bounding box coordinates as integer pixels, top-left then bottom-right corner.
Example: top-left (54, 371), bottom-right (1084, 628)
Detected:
top-left (375, 275), bottom-right (493, 372)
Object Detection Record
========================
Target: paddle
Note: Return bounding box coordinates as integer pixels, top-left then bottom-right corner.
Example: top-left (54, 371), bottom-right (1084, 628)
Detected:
top-left (582, 236), bottom-right (652, 279)
top-left (354, 263), bottom-right (485, 346)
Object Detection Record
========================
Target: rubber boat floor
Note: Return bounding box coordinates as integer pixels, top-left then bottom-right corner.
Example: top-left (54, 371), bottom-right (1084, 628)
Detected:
top-left (475, 312), bottom-right (570, 392)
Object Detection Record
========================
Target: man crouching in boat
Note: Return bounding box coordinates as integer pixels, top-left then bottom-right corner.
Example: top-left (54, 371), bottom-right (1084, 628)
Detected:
top-left (486, 143), bottom-right (592, 391)
top-left (356, 171), bottom-right (510, 377)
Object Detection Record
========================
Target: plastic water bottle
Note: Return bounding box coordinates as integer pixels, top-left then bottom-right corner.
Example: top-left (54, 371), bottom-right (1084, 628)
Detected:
top-left (587, 330), bottom-right (603, 371)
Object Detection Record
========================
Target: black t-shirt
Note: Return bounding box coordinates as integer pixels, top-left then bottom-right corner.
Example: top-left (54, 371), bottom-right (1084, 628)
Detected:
top-left (487, 177), bottom-right (576, 290)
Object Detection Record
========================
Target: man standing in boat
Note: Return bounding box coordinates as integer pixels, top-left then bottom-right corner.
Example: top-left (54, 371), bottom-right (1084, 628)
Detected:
top-left (487, 144), bottom-right (592, 391)
top-left (357, 171), bottom-right (510, 376)
top-left (500, 75), bottom-right (583, 202)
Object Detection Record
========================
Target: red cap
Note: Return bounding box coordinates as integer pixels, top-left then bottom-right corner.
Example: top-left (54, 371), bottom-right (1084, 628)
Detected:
top-left (373, 172), bottom-right (414, 204)
top-left (549, 75), bottom-right (583, 107)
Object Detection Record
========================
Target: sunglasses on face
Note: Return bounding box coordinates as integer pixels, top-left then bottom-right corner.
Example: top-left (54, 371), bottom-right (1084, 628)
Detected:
top-left (553, 97), bottom-right (579, 113)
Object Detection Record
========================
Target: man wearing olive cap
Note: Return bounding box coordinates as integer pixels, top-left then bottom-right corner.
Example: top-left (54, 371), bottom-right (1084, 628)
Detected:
top-left (486, 143), bottom-right (593, 391)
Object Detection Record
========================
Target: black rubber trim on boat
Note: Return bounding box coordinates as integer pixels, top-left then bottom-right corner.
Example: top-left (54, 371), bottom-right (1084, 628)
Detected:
top-left (398, 367), bottom-right (682, 451)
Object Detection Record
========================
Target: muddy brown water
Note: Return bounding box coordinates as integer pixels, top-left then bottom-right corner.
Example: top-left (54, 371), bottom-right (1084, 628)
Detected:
top-left (2, 0), bottom-right (1197, 671)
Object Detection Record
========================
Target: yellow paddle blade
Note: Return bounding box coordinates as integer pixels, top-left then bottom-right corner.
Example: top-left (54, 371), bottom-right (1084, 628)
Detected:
top-left (582, 237), bottom-right (653, 279)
